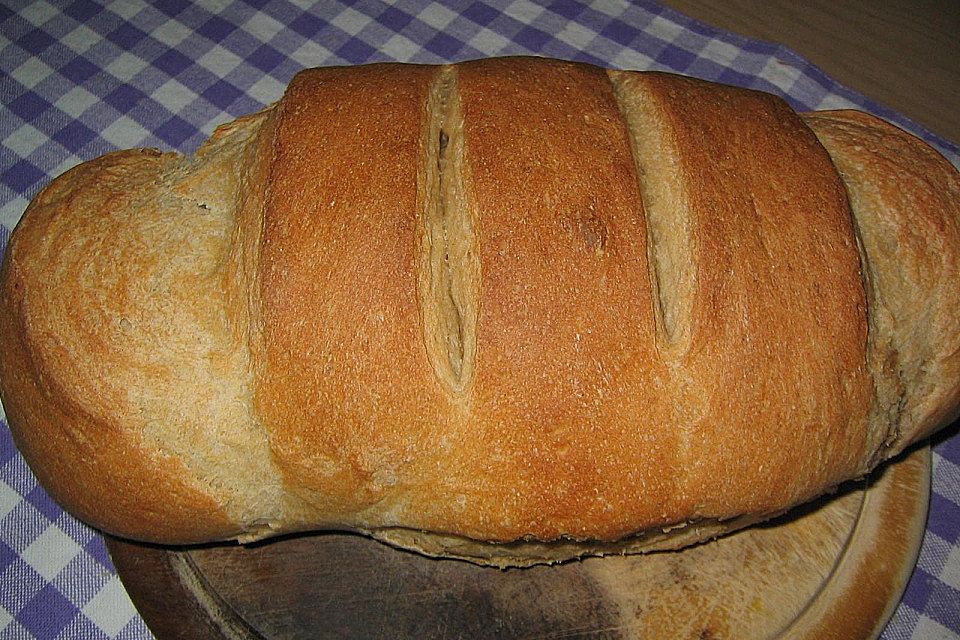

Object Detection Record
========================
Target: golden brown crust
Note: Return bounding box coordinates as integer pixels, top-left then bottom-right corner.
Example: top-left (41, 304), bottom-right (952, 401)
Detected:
top-left (255, 63), bottom-right (453, 525)
top-left (451, 58), bottom-right (672, 540)
top-left (803, 110), bottom-right (960, 454)
top-left (254, 59), bottom-right (873, 543)
top-left (618, 72), bottom-right (872, 517)
top-left (0, 57), bottom-right (957, 560)
top-left (0, 150), bottom-right (236, 542)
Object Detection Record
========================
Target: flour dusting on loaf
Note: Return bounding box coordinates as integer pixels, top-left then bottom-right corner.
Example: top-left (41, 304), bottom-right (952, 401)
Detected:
top-left (1, 57), bottom-right (958, 566)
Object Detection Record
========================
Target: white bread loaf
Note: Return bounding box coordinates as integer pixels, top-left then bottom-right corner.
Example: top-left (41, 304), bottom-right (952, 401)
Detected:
top-left (1, 57), bottom-right (958, 567)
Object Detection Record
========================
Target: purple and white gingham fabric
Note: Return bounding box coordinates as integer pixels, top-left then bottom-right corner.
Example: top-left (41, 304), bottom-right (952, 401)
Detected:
top-left (1, 1), bottom-right (958, 638)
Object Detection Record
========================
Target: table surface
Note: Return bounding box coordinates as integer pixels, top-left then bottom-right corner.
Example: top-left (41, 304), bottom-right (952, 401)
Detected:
top-left (661, 0), bottom-right (960, 144)
top-left (0, 2), bottom-right (959, 639)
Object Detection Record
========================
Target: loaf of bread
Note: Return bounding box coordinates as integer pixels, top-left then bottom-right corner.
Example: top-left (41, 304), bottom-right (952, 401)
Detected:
top-left (1, 56), bottom-right (958, 567)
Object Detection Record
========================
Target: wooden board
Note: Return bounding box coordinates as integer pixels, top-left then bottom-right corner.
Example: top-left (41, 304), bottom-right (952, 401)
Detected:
top-left (108, 447), bottom-right (930, 639)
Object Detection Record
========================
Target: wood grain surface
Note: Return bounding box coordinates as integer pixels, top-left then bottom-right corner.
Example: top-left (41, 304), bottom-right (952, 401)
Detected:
top-left (660, 0), bottom-right (960, 144)
top-left (108, 447), bottom-right (931, 640)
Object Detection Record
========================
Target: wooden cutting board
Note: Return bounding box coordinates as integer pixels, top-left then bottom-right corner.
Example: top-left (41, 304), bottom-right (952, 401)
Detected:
top-left (108, 447), bottom-right (930, 639)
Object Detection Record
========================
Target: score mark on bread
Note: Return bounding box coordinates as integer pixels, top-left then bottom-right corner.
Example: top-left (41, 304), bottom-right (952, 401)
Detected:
top-left (418, 66), bottom-right (479, 395)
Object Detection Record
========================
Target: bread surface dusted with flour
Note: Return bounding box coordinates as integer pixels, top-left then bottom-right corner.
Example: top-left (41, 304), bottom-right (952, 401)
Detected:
top-left (2, 57), bottom-right (959, 566)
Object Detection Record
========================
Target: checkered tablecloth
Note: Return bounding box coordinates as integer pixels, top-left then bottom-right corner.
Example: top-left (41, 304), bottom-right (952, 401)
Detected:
top-left (1, 1), bottom-right (958, 638)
